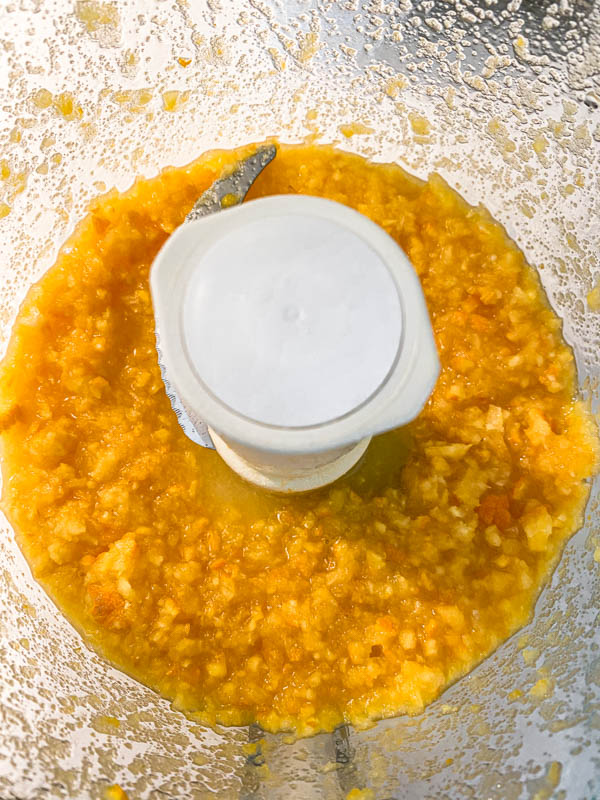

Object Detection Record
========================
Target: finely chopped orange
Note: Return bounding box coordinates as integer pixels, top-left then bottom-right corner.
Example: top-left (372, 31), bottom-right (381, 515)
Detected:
top-left (0, 144), bottom-right (597, 735)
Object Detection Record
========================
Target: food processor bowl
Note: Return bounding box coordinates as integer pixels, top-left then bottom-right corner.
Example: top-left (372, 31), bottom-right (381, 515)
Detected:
top-left (0, 1), bottom-right (598, 797)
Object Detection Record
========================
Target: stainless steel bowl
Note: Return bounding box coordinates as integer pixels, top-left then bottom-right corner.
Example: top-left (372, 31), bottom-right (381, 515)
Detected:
top-left (0, 1), bottom-right (598, 796)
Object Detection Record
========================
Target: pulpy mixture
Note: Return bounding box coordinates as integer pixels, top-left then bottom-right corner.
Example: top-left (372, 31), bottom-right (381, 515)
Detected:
top-left (0, 144), bottom-right (596, 735)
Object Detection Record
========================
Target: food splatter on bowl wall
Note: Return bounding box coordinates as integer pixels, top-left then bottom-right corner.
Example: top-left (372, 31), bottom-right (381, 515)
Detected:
top-left (0, 1), bottom-right (598, 798)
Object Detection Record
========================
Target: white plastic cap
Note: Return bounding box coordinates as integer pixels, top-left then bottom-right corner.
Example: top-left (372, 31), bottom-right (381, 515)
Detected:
top-left (151, 195), bottom-right (438, 464)
top-left (183, 208), bottom-right (402, 428)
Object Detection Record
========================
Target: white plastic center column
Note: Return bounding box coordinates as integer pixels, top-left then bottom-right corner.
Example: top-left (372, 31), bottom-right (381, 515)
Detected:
top-left (151, 195), bottom-right (439, 492)
top-left (183, 215), bottom-right (402, 428)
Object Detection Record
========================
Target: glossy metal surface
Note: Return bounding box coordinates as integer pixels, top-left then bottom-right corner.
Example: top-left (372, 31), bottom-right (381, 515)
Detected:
top-left (186, 144), bottom-right (276, 222)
